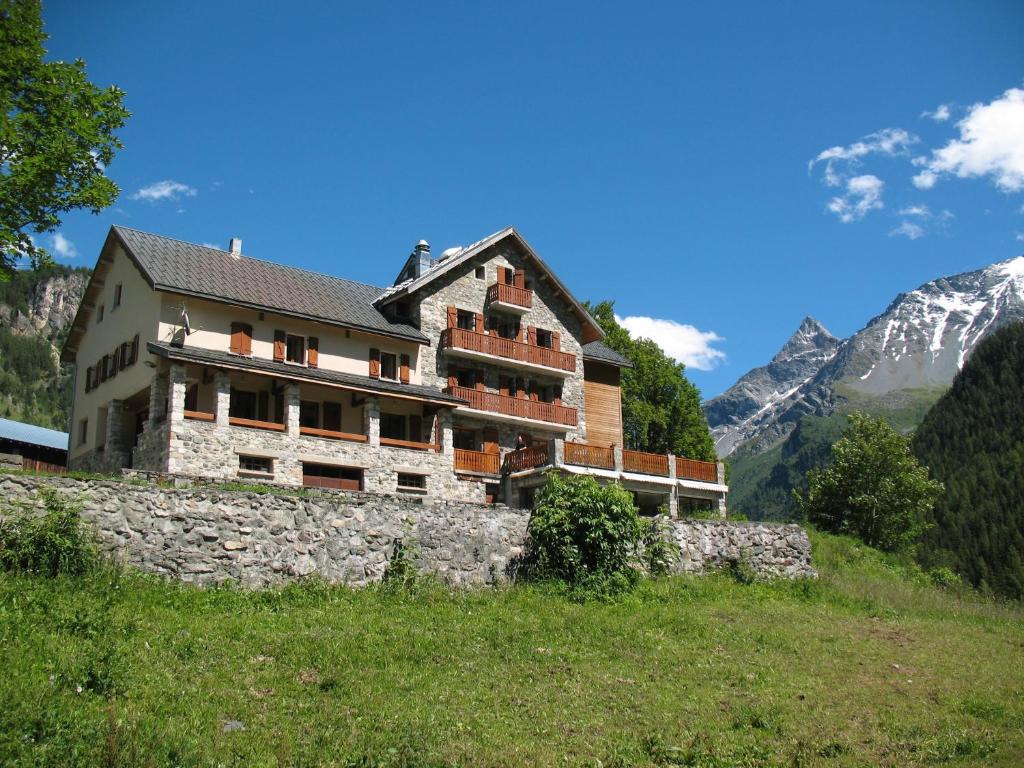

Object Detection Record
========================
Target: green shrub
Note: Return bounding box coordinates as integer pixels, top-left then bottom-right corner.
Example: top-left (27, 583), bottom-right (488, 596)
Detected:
top-left (526, 472), bottom-right (644, 591)
top-left (642, 516), bottom-right (679, 576)
top-left (0, 487), bottom-right (98, 576)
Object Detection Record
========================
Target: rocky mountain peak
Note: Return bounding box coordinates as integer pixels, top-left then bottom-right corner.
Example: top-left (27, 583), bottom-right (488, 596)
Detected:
top-left (773, 316), bottom-right (838, 363)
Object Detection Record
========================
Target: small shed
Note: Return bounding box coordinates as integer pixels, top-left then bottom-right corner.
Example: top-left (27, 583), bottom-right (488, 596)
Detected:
top-left (0, 417), bottom-right (68, 473)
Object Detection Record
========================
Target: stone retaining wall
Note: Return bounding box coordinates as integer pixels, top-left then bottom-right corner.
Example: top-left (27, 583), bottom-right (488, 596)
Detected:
top-left (0, 474), bottom-right (815, 586)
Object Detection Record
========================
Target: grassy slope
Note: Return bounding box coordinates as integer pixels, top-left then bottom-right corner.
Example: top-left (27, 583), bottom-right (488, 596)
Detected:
top-left (727, 386), bottom-right (947, 521)
top-left (1, 533), bottom-right (1022, 767)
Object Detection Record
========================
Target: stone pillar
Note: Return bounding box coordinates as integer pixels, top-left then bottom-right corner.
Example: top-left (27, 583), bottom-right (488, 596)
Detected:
top-left (552, 438), bottom-right (565, 466)
top-left (107, 399), bottom-right (125, 457)
top-left (168, 364), bottom-right (186, 433)
top-left (439, 409), bottom-right (454, 454)
top-left (214, 370), bottom-right (231, 427)
top-left (364, 397), bottom-right (380, 446)
top-left (285, 382), bottom-right (300, 438)
top-left (613, 444), bottom-right (623, 472)
top-left (716, 461), bottom-right (728, 519)
top-left (717, 461), bottom-right (726, 485)
top-left (148, 371), bottom-right (168, 427)
top-left (666, 454), bottom-right (679, 519)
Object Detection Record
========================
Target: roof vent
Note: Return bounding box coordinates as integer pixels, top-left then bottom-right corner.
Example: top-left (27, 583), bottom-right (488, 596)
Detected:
top-left (228, 237), bottom-right (242, 257)
top-left (414, 240), bottom-right (431, 275)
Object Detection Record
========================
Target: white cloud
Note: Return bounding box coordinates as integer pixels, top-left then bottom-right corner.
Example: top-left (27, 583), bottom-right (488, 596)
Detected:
top-left (809, 128), bottom-right (918, 186)
top-left (898, 204), bottom-right (931, 217)
top-left (914, 87), bottom-right (1024, 192)
top-left (921, 104), bottom-right (952, 122)
top-left (827, 174), bottom-right (885, 223)
top-left (890, 221), bottom-right (925, 240)
top-left (615, 314), bottom-right (725, 371)
top-left (50, 232), bottom-right (77, 258)
top-left (131, 180), bottom-right (198, 202)
top-left (1016, 233), bottom-right (1024, 242)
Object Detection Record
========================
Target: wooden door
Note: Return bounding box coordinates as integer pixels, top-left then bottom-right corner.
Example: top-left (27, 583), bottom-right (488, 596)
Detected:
top-left (482, 427), bottom-right (499, 454)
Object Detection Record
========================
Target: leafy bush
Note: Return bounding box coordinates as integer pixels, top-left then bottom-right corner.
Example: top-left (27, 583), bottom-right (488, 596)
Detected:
top-left (526, 472), bottom-right (644, 591)
top-left (642, 516), bottom-right (680, 576)
top-left (0, 487), bottom-right (98, 576)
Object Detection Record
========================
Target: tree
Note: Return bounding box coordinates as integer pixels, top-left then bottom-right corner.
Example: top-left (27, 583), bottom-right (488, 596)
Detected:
top-left (0, 0), bottom-right (129, 274)
top-left (586, 300), bottom-right (716, 461)
top-left (794, 412), bottom-right (943, 553)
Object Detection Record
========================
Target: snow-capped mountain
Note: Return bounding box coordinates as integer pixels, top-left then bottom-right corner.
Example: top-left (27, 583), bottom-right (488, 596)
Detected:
top-left (703, 317), bottom-right (839, 457)
top-left (705, 255), bottom-right (1024, 458)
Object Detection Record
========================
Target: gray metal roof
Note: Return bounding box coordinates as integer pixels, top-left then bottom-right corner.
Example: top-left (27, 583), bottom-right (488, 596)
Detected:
top-left (148, 342), bottom-right (468, 406)
top-left (581, 340), bottom-right (633, 368)
top-left (0, 417), bottom-right (68, 451)
top-left (113, 227), bottom-right (428, 344)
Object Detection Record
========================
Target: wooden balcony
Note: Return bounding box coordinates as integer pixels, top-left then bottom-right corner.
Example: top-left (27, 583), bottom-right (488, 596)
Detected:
top-left (503, 443), bottom-right (550, 473)
top-left (380, 436), bottom-right (439, 452)
top-left (454, 448), bottom-right (500, 475)
top-left (229, 416), bottom-right (286, 432)
top-left (486, 281), bottom-right (532, 311)
top-left (446, 385), bottom-right (578, 426)
top-left (623, 449), bottom-right (670, 476)
top-left (440, 327), bottom-right (576, 373)
top-left (564, 442), bottom-right (614, 469)
top-left (675, 457), bottom-right (719, 483)
top-left (299, 426), bottom-right (368, 443)
top-left (184, 410), bottom-right (215, 422)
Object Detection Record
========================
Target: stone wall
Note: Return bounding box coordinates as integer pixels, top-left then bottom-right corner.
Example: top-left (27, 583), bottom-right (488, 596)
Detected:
top-left (0, 474), bottom-right (815, 587)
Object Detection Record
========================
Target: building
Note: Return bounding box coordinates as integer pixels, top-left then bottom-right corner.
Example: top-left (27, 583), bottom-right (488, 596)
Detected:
top-left (61, 226), bottom-right (727, 514)
top-left (0, 417), bottom-right (68, 473)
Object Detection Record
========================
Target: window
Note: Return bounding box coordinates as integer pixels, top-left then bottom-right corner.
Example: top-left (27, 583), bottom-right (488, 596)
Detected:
top-left (230, 322), bottom-right (253, 356)
top-left (303, 463), bottom-right (362, 490)
top-left (494, 317), bottom-right (519, 340)
top-left (380, 352), bottom-right (398, 381)
top-left (395, 300), bottom-right (411, 320)
top-left (453, 428), bottom-right (477, 450)
top-left (229, 389), bottom-right (257, 420)
top-left (536, 329), bottom-right (553, 348)
top-left (286, 334), bottom-right (305, 364)
top-left (238, 455), bottom-right (273, 475)
top-left (78, 418), bottom-right (88, 446)
top-left (97, 304), bottom-right (105, 324)
top-left (397, 472), bottom-right (426, 490)
top-left (113, 283), bottom-right (123, 308)
top-left (456, 309), bottom-right (476, 331)
top-left (380, 413), bottom-right (406, 440)
top-left (323, 402), bottom-right (342, 432)
top-left (299, 401), bottom-right (319, 428)
top-left (184, 384), bottom-right (199, 411)
top-left (499, 374), bottom-right (516, 397)
top-left (475, 265), bottom-right (485, 280)
top-left (454, 368), bottom-right (477, 388)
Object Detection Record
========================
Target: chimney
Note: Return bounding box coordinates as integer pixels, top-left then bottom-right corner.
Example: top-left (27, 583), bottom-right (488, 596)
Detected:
top-left (414, 240), bottom-right (431, 276)
top-left (228, 237), bottom-right (242, 257)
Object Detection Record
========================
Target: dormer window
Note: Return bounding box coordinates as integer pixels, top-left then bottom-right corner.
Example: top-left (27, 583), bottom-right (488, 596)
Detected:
top-left (395, 300), bottom-right (411, 320)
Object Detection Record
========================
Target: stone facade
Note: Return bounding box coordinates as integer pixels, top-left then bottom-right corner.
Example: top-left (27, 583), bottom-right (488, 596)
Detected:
top-left (0, 474), bottom-right (814, 587)
top-left (413, 240), bottom-right (588, 448)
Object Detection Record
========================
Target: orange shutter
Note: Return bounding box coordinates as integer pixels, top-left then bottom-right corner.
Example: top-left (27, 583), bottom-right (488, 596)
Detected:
top-left (369, 348), bottom-right (380, 378)
top-left (552, 331), bottom-right (560, 352)
top-left (273, 330), bottom-right (286, 361)
top-left (527, 326), bottom-right (537, 345)
top-left (514, 268), bottom-right (525, 288)
top-left (399, 353), bottom-right (410, 384)
top-left (308, 337), bottom-right (319, 368)
top-left (229, 322), bottom-right (242, 354)
top-left (516, 323), bottom-right (525, 342)
top-left (447, 372), bottom-right (457, 388)
top-left (240, 324), bottom-right (252, 355)
top-left (475, 312), bottom-right (484, 334)
top-left (446, 306), bottom-right (457, 328)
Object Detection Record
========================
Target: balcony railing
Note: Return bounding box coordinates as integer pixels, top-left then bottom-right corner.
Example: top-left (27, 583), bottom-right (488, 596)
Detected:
top-left (564, 441), bottom-right (614, 469)
top-left (446, 385), bottom-right (578, 426)
top-left (486, 281), bottom-right (532, 309)
top-left (299, 426), bottom-right (368, 443)
top-left (440, 328), bottom-right (576, 372)
top-left (503, 443), bottom-right (550, 473)
top-left (380, 436), bottom-right (439, 452)
top-left (454, 448), bottom-right (500, 475)
top-left (675, 457), bottom-right (719, 483)
top-left (184, 410), bottom-right (215, 422)
top-left (623, 449), bottom-right (670, 476)
top-left (229, 416), bottom-right (286, 432)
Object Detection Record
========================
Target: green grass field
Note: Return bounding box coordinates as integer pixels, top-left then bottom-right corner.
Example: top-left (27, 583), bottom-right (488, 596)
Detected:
top-left (1, 532), bottom-right (1021, 767)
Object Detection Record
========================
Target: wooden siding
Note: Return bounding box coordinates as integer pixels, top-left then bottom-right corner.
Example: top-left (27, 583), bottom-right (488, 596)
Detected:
top-left (583, 360), bottom-right (623, 447)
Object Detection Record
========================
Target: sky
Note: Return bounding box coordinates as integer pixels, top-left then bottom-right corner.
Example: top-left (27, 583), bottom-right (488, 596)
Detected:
top-left (39, 1), bottom-right (1024, 398)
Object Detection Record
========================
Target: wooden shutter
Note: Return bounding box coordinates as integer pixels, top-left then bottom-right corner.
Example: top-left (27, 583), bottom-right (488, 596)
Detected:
top-left (100, 355), bottom-right (109, 382)
top-left (475, 312), bottom-right (484, 334)
top-left (130, 334), bottom-right (140, 365)
top-left (258, 391), bottom-right (269, 422)
top-left (119, 342), bottom-right (129, 370)
top-left (229, 322), bottom-right (242, 354)
top-left (399, 353), bottom-right (410, 384)
top-left (514, 268), bottom-right (525, 288)
top-left (552, 331), bottom-right (561, 352)
top-left (109, 348), bottom-right (119, 378)
top-left (447, 371), bottom-right (457, 388)
top-left (527, 326), bottom-right (538, 345)
top-left (239, 325), bottom-right (252, 355)
top-left (369, 348), bottom-right (380, 378)
top-left (409, 414), bottom-right (422, 443)
top-left (308, 337), bottom-right (319, 368)
top-left (483, 428), bottom-right (499, 454)
top-left (85, 366), bottom-right (93, 393)
top-left (516, 323), bottom-right (525, 342)
top-left (446, 306), bottom-right (457, 328)
top-left (273, 330), bottom-right (286, 362)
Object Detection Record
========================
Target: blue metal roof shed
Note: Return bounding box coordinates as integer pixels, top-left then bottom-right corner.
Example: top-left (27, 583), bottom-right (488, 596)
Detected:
top-left (0, 417), bottom-right (69, 451)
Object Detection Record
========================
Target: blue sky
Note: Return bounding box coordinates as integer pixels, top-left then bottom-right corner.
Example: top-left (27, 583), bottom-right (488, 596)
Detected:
top-left (41, 1), bottom-right (1024, 398)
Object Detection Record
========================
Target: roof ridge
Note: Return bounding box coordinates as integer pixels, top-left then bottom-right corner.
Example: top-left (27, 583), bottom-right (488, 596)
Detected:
top-left (113, 225), bottom-right (387, 292)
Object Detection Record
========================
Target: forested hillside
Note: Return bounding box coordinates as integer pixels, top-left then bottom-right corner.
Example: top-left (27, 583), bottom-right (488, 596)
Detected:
top-left (912, 321), bottom-right (1024, 599)
top-left (0, 265), bottom-right (88, 431)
